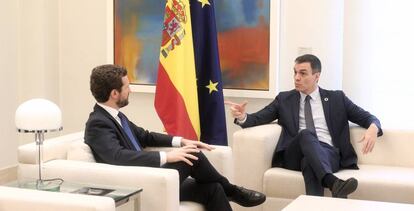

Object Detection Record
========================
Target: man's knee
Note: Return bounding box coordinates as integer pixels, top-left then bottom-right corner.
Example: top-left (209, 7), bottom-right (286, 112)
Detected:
top-left (298, 129), bottom-right (314, 137)
top-left (297, 129), bottom-right (318, 145)
top-left (190, 151), bottom-right (207, 166)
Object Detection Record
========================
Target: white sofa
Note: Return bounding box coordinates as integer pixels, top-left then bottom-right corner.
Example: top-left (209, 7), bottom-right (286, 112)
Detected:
top-left (233, 124), bottom-right (414, 211)
top-left (0, 186), bottom-right (115, 211)
top-left (18, 131), bottom-right (234, 211)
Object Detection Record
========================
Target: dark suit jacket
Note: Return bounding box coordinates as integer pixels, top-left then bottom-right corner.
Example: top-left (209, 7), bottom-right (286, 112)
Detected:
top-left (237, 88), bottom-right (383, 169)
top-left (84, 104), bottom-right (173, 167)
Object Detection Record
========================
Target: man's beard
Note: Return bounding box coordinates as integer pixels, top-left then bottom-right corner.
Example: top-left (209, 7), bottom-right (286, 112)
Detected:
top-left (116, 97), bottom-right (129, 108)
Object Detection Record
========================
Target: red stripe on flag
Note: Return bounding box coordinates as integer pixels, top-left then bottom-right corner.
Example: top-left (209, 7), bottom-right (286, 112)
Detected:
top-left (154, 64), bottom-right (198, 140)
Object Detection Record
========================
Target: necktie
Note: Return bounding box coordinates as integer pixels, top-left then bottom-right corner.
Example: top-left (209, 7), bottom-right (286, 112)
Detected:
top-left (118, 112), bottom-right (141, 151)
top-left (304, 95), bottom-right (316, 134)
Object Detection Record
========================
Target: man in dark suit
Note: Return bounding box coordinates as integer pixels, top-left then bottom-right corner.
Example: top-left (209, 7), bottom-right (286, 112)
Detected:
top-left (85, 64), bottom-right (266, 211)
top-left (226, 54), bottom-right (383, 198)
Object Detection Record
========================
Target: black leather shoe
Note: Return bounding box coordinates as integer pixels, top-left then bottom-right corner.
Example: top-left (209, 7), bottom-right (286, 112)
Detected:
top-left (228, 186), bottom-right (266, 207)
top-left (332, 177), bottom-right (358, 198)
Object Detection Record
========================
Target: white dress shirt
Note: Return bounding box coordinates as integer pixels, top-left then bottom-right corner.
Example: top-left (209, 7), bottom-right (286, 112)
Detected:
top-left (97, 103), bottom-right (181, 166)
top-left (298, 87), bottom-right (333, 146)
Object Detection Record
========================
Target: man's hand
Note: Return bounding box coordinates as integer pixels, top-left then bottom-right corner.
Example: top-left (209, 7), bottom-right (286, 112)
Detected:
top-left (224, 100), bottom-right (248, 121)
top-left (166, 145), bottom-right (200, 166)
top-left (181, 138), bottom-right (215, 151)
top-left (358, 123), bottom-right (379, 154)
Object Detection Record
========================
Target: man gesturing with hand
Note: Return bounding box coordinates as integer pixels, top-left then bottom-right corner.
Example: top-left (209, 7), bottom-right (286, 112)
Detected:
top-left (227, 54), bottom-right (382, 198)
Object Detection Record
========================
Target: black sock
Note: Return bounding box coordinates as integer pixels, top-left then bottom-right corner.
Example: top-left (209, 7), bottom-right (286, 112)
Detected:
top-left (322, 173), bottom-right (339, 190)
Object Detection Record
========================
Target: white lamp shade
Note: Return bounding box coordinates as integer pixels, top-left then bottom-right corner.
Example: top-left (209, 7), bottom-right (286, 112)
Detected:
top-left (15, 98), bottom-right (62, 132)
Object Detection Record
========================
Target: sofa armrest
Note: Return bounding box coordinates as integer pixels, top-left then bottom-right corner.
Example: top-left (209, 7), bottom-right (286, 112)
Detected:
top-left (350, 127), bottom-right (414, 167)
top-left (0, 186), bottom-right (115, 211)
top-left (18, 160), bottom-right (180, 211)
top-left (203, 146), bottom-right (234, 182)
top-left (232, 124), bottom-right (282, 192)
top-left (18, 131), bottom-right (84, 164)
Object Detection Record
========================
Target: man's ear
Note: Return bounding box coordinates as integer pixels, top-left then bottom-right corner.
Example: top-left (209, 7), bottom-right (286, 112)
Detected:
top-left (109, 89), bottom-right (119, 99)
top-left (315, 72), bottom-right (321, 82)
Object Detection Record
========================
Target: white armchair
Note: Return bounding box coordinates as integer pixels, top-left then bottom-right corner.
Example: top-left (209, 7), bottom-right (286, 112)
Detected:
top-left (18, 131), bottom-right (234, 211)
top-left (0, 186), bottom-right (115, 211)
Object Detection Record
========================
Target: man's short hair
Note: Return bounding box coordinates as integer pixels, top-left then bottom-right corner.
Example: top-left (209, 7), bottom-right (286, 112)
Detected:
top-left (90, 64), bottom-right (127, 103)
top-left (295, 54), bottom-right (322, 74)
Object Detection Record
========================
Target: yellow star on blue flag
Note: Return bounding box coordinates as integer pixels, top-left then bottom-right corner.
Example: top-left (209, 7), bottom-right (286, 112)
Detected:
top-left (191, 0), bottom-right (228, 145)
top-left (206, 80), bottom-right (218, 94)
top-left (198, 0), bottom-right (210, 8)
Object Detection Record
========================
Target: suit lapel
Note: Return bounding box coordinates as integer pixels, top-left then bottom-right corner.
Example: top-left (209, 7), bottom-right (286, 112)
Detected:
top-left (319, 88), bottom-right (334, 137)
top-left (94, 104), bottom-right (122, 128)
top-left (290, 91), bottom-right (300, 132)
top-left (94, 104), bottom-right (131, 144)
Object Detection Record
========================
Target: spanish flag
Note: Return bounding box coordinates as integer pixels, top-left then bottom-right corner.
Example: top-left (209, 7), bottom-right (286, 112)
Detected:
top-left (155, 0), bottom-right (200, 140)
top-left (155, 0), bottom-right (227, 145)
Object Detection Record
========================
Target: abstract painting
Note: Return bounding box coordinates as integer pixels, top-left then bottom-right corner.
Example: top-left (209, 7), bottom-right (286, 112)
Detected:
top-left (114, 0), bottom-right (164, 85)
top-left (114, 0), bottom-right (273, 92)
top-left (215, 0), bottom-right (270, 90)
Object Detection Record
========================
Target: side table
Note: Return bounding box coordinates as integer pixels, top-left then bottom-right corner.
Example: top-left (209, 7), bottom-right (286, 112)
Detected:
top-left (5, 180), bottom-right (143, 211)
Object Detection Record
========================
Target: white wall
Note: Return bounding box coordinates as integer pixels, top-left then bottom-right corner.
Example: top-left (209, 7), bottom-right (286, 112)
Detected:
top-left (59, 0), bottom-right (110, 134)
top-left (17, 0), bottom-right (61, 144)
top-left (0, 0), bottom-right (18, 167)
top-left (18, 0), bottom-right (60, 103)
top-left (279, 0), bottom-right (344, 91)
top-left (344, 0), bottom-right (414, 130)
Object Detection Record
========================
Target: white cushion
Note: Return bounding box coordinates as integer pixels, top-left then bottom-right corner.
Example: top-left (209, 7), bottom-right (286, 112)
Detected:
top-left (179, 201), bottom-right (205, 211)
top-left (67, 140), bottom-right (95, 162)
top-left (264, 164), bottom-right (414, 204)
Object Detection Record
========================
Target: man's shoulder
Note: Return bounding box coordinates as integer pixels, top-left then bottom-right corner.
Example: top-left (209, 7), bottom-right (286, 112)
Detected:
top-left (319, 87), bottom-right (345, 96)
top-left (84, 109), bottom-right (115, 142)
top-left (87, 108), bottom-right (105, 120)
top-left (85, 107), bottom-right (113, 128)
top-left (277, 89), bottom-right (299, 99)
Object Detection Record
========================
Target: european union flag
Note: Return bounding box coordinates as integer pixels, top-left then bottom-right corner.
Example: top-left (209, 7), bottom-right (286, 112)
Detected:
top-left (190, 0), bottom-right (228, 145)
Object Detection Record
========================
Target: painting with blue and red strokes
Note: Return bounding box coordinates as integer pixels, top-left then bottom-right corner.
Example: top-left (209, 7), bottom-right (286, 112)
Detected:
top-left (114, 0), bottom-right (271, 91)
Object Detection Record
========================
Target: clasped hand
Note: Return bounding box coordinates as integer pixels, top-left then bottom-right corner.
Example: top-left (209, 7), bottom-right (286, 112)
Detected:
top-left (166, 138), bottom-right (215, 166)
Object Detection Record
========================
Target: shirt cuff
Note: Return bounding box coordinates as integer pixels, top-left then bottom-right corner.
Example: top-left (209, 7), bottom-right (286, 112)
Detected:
top-left (236, 114), bottom-right (247, 124)
top-left (172, 136), bottom-right (182, 147)
top-left (159, 151), bottom-right (167, 166)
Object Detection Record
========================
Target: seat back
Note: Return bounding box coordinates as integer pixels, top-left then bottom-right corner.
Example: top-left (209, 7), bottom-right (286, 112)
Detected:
top-left (18, 131), bottom-right (85, 164)
top-left (350, 127), bottom-right (414, 167)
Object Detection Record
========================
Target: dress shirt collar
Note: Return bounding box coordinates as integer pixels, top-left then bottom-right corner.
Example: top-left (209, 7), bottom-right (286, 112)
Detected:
top-left (97, 103), bottom-right (119, 119)
top-left (300, 86), bottom-right (320, 102)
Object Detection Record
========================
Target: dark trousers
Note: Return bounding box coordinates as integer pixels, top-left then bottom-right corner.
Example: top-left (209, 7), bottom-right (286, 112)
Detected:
top-left (163, 152), bottom-right (233, 211)
top-left (283, 129), bottom-right (340, 196)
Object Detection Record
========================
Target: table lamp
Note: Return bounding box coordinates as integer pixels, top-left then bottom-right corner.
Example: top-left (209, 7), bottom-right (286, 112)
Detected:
top-left (15, 98), bottom-right (63, 190)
